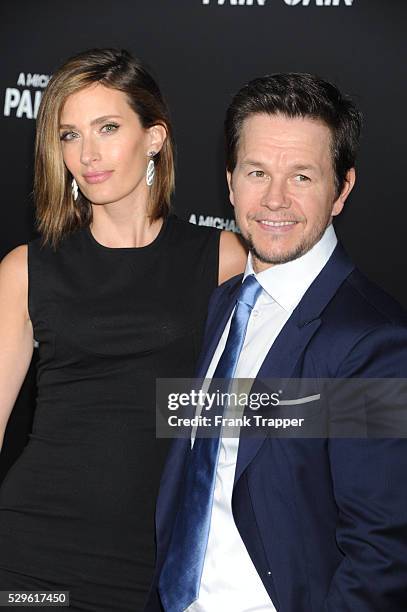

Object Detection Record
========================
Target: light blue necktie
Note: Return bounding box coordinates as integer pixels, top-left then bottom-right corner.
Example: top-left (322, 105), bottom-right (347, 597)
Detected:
top-left (158, 275), bottom-right (262, 612)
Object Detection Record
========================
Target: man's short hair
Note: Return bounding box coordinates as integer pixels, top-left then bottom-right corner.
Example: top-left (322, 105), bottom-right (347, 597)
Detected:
top-left (225, 73), bottom-right (363, 197)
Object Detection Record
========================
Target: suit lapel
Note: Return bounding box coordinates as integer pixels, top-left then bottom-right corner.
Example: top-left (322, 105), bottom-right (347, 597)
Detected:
top-left (234, 243), bottom-right (355, 485)
top-left (234, 313), bottom-right (321, 484)
top-left (195, 276), bottom-right (243, 378)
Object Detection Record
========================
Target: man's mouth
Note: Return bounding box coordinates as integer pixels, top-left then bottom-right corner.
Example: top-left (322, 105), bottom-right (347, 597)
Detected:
top-left (259, 220), bottom-right (297, 227)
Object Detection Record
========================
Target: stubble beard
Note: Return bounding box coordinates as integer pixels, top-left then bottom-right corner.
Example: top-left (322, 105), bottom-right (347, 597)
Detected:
top-left (241, 215), bottom-right (332, 267)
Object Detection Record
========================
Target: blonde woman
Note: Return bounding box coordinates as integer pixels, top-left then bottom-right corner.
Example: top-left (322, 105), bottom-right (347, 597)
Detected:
top-left (0, 48), bottom-right (245, 610)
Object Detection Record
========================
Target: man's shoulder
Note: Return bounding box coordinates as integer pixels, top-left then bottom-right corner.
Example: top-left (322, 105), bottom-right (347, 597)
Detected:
top-left (333, 267), bottom-right (407, 330)
top-left (203, 273), bottom-right (243, 327)
top-left (317, 265), bottom-right (407, 377)
top-left (210, 273), bottom-right (243, 303)
top-left (217, 272), bottom-right (244, 293)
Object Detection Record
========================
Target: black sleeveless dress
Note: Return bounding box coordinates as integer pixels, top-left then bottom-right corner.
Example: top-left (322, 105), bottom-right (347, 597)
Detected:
top-left (0, 215), bottom-right (220, 611)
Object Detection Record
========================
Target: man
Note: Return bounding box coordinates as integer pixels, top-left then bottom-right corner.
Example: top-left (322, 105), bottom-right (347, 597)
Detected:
top-left (146, 74), bottom-right (407, 611)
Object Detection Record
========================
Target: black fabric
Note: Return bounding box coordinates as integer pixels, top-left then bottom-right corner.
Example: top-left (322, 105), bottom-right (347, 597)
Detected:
top-left (0, 215), bottom-right (220, 611)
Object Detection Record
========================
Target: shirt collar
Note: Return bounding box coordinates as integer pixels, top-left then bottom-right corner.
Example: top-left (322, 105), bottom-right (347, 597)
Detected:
top-left (243, 223), bottom-right (338, 313)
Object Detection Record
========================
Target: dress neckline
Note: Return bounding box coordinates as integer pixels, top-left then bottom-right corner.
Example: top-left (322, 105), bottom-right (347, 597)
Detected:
top-left (84, 215), bottom-right (171, 252)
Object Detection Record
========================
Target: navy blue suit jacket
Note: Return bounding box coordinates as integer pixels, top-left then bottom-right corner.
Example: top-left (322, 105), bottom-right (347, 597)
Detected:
top-left (146, 244), bottom-right (407, 612)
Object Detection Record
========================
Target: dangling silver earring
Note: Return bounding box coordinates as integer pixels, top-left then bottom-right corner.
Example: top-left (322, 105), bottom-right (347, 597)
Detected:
top-left (146, 151), bottom-right (156, 186)
top-left (71, 178), bottom-right (79, 201)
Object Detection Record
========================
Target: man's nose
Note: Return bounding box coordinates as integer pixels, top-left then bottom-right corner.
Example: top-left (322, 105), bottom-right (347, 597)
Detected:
top-left (80, 136), bottom-right (101, 166)
top-left (261, 178), bottom-right (290, 209)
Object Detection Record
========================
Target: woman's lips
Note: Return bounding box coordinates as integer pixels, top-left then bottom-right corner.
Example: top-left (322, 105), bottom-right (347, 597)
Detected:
top-left (83, 171), bottom-right (113, 184)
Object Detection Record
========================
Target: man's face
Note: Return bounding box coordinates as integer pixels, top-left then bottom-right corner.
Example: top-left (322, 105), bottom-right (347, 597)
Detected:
top-left (227, 113), bottom-right (355, 272)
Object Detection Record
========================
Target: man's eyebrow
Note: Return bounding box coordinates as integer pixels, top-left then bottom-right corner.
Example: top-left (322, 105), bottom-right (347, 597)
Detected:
top-left (290, 163), bottom-right (319, 173)
top-left (240, 160), bottom-right (265, 167)
top-left (59, 115), bottom-right (122, 129)
top-left (238, 160), bottom-right (321, 173)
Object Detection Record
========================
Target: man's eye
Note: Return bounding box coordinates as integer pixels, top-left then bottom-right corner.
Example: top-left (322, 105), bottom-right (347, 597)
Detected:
top-left (295, 174), bottom-right (310, 182)
top-left (101, 123), bottom-right (119, 133)
top-left (249, 170), bottom-right (265, 178)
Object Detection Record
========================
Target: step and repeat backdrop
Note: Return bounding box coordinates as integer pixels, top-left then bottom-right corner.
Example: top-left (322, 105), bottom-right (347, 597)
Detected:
top-left (1, 0), bottom-right (406, 477)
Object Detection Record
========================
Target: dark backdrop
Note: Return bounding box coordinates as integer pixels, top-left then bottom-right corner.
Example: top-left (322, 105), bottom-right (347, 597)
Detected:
top-left (1, 0), bottom-right (406, 480)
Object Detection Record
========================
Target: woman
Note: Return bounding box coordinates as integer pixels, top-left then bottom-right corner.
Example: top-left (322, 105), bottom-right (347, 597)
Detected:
top-left (0, 48), bottom-right (246, 610)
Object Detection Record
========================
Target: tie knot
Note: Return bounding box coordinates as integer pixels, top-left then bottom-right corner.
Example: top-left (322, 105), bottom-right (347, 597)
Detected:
top-left (238, 274), bottom-right (262, 309)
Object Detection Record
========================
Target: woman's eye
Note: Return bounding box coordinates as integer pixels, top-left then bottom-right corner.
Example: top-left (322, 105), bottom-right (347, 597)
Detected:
top-left (101, 123), bottom-right (119, 133)
top-left (60, 131), bottom-right (78, 142)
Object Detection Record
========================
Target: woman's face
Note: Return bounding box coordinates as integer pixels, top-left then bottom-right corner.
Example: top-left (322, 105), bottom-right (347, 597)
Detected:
top-left (59, 83), bottom-right (164, 208)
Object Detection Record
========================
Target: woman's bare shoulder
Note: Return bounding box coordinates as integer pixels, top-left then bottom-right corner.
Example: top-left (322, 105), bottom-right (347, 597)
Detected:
top-left (218, 230), bottom-right (247, 284)
top-left (0, 245), bottom-right (29, 311)
top-left (1, 244), bottom-right (28, 280)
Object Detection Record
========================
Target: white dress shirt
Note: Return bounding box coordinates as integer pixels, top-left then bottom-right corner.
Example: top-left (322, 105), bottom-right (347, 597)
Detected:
top-left (188, 224), bottom-right (337, 612)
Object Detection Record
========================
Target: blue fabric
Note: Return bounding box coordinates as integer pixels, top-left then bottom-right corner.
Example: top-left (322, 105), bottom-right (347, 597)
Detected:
top-left (146, 244), bottom-right (407, 612)
top-left (158, 275), bottom-right (262, 612)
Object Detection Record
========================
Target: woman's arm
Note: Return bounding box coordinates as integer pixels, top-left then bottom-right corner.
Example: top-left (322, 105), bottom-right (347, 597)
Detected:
top-left (218, 230), bottom-right (247, 285)
top-left (0, 245), bottom-right (34, 452)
